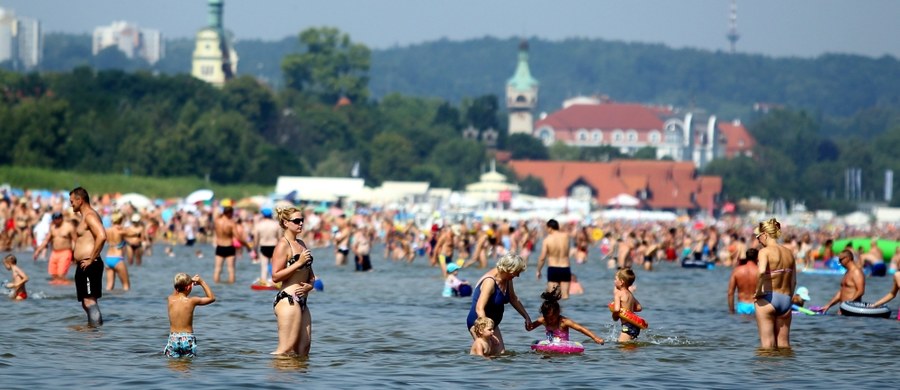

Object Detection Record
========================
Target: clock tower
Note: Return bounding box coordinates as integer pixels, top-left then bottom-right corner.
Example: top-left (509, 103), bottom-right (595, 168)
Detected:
top-left (506, 40), bottom-right (539, 136)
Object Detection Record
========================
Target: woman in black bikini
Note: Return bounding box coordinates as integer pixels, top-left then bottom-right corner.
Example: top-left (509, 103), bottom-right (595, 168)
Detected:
top-left (271, 207), bottom-right (316, 356)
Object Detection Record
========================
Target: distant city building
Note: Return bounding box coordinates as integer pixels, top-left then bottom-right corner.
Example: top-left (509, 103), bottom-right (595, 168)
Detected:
top-left (92, 21), bottom-right (164, 64)
top-left (192, 0), bottom-right (238, 87)
top-left (0, 7), bottom-right (42, 70)
top-left (506, 40), bottom-right (539, 136)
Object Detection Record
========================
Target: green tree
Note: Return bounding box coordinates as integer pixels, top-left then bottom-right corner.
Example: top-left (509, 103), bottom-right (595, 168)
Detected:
top-left (633, 146), bottom-right (657, 160)
top-left (506, 133), bottom-right (549, 160)
top-left (281, 27), bottom-right (371, 105)
top-left (518, 174), bottom-right (547, 196)
top-left (368, 132), bottom-right (415, 184)
top-left (223, 75), bottom-right (278, 136)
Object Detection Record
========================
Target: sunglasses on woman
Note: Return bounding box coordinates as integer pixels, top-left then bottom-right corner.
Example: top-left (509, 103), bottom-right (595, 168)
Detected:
top-left (289, 218), bottom-right (304, 225)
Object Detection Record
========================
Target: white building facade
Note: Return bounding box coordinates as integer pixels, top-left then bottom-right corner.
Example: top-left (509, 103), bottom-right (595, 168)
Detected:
top-left (0, 7), bottom-right (41, 70)
top-left (92, 21), bottom-right (164, 64)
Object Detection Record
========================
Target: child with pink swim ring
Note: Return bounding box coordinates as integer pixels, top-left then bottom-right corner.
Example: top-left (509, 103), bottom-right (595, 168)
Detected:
top-left (527, 287), bottom-right (603, 352)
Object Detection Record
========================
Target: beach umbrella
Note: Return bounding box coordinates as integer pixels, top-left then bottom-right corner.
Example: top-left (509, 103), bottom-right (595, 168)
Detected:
top-left (186, 189), bottom-right (214, 204)
top-left (116, 193), bottom-right (153, 209)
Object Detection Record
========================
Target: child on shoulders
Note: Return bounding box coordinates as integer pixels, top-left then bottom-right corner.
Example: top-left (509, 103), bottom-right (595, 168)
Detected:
top-left (527, 287), bottom-right (604, 344)
top-left (470, 316), bottom-right (500, 357)
top-left (612, 268), bottom-right (643, 342)
top-left (165, 273), bottom-right (216, 357)
top-left (4, 255), bottom-right (28, 300)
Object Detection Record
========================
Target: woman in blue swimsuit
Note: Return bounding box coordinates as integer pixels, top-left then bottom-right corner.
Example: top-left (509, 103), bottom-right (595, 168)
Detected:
top-left (467, 253), bottom-right (532, 354)
top-left (754, 218), bottom-right (796, 349)
top-left (104, 212), bottom-right (130, 291)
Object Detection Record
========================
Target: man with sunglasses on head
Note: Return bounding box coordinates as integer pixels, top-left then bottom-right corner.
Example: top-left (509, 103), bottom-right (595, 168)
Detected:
top-left (819, 249), bottom-right (866, 314)
top-left (213, 206), bottom-right (253, 284)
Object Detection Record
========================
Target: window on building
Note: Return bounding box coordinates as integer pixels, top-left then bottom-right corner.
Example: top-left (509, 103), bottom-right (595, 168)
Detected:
top-left (201, 65), bottom-right (214, 76)
top-left (577, 129), bottom-right (588, 142)
top-left (571, 184), bottom-right (593, 202)
top-left (627, 131), bottom-right (638, 142)
top-left (613, 131), bottom-right (624, 142)
top-left (649, 131), bottom-right (661, 144)
top-left (592, 130), bottom-right (602, 142)
top-left (539, 128), bottom-right (554, 146)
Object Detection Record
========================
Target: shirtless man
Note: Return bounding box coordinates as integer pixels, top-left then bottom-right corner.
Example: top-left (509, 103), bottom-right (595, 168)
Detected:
top-left (617, 231), bottom-right (636, 269)
top-left (33, 211), bottom-right (77, 284)
top-left (213, 207), bottom-right (252, 284)
top-left (728, 248), bottom-right (759, 314)
top-left (69, 187), bottom-right (107, 326)
top-left (820, 249), bottom-right (866, 314)
top-left (536, 219), bottom-right (572, 299)
top-left (464, 226), bottom-right (491, 269)
top-left (252, 208), bottom-right (281, 285)
top-left (431, 225), bottom-right (459, 277)
top-left (333, 214), bottom-right (351, 266)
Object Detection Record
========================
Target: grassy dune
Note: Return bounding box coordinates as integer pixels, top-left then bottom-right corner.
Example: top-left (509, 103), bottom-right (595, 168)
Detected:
top-left (0, 165), bottom-right (274, 200)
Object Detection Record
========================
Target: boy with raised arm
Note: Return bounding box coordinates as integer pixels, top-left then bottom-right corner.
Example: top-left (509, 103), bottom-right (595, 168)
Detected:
top-left (165, 273), bottom-right (216, 357)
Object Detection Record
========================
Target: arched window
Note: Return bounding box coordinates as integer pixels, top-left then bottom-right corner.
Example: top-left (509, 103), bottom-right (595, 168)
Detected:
top-left (648, 131), bottom-right (661, 144)
top-left (577, 129), bottom-right (589, 143)
top-left (538, 127), bottom-right (555, 146)
top-left (571, 184), bottom-right (593, 202)
top-left (612, 130), bottom-right (624, 143)
top-left (626, 130), bottom-right (638, 142)
top-left (592, 130), bottom-right (602, 143)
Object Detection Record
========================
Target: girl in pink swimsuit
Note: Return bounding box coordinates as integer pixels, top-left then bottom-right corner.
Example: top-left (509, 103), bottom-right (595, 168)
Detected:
top-left (526, 287), bottom-right (605, 344)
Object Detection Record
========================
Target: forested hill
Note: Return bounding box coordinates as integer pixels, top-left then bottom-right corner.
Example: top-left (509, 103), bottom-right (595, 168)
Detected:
top-left (35, 34), bottom-right (900, 122)
top-left (371, 37), bottom-right (900, 120)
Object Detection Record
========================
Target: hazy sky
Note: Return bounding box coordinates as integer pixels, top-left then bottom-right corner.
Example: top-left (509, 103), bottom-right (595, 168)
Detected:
top-left (2, 0), bottom-right (899, 59)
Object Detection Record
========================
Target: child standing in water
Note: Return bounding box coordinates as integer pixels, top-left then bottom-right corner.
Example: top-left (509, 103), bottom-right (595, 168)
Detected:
top-left (4, 254), bottom-right (29, 300)
top-left (527, 287), bottom-right (605, 344)
top-left (165, 273), bottom-right (216, 357)
top-left (470, 316), bottom-right (499, 357)
top-left (612, 268), bottom-right (643, 342)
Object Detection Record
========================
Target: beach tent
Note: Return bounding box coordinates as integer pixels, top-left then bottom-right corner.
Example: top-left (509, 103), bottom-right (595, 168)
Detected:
top-left (116, 193), bottom-right (153, 209)
top-left (606, 193), bottom-right (641, 207)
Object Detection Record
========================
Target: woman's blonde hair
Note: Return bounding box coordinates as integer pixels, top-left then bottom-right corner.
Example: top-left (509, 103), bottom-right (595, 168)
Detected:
top-left (275, 206), bottom-right (302, 229)
top-left (496, 253), bottom-right (526, 274)
top-left (754, 218), bottom-right (782, 240)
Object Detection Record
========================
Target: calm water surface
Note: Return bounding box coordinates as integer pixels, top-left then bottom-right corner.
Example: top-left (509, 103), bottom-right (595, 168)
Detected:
top-left (2, 244), bottom-right (899, 389)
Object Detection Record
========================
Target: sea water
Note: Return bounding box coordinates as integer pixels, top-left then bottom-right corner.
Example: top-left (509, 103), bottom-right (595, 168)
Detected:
top-left (1, 244), bottom-right (898, 389)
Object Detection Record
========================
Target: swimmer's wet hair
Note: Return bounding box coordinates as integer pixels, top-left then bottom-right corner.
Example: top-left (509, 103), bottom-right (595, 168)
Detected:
top-left (496, 253), bottom-right (526, 274)
top-left (173, 272), bottom-right (192, 291)
top-left (616, 268), bottom-right (636, 287)
top-left (473, 316), bottom-right (494, 335)
top-left (4, 254), bottom-right (16, 264)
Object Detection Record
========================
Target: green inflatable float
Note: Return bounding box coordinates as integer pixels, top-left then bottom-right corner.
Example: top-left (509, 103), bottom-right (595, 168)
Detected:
top-left (832, 237), bottom-right (899, 261)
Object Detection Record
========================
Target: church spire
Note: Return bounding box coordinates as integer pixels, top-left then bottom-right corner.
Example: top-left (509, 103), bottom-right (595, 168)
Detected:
top-left (507, 40), bottom-right (538, 91)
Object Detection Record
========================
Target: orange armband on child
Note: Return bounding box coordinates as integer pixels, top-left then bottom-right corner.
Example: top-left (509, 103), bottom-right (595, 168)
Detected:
top-left (608, 302), bottom-right (648, 329)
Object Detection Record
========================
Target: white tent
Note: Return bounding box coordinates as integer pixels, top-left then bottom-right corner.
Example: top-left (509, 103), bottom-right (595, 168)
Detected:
top-left (116, 193), bottom-right (153, 209)
top-left (606, 193), bottom-right (641, 207)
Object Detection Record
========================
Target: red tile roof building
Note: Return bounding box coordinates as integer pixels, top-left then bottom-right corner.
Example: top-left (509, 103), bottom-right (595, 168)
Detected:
top-left (508, 159), bottom-right (722, 215)
top-left (531, 97), bottom-right (755, 168)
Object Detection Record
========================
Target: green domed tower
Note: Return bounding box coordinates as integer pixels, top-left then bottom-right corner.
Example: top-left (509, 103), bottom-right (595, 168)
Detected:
top-left (506, 40), bottom-right (539, 136)
top-left (191, 0), bottom-right (238, 87)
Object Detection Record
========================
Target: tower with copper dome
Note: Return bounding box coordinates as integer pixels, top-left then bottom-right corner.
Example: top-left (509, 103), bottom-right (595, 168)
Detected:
top-left (506, 40), bottom-right (539, 135)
